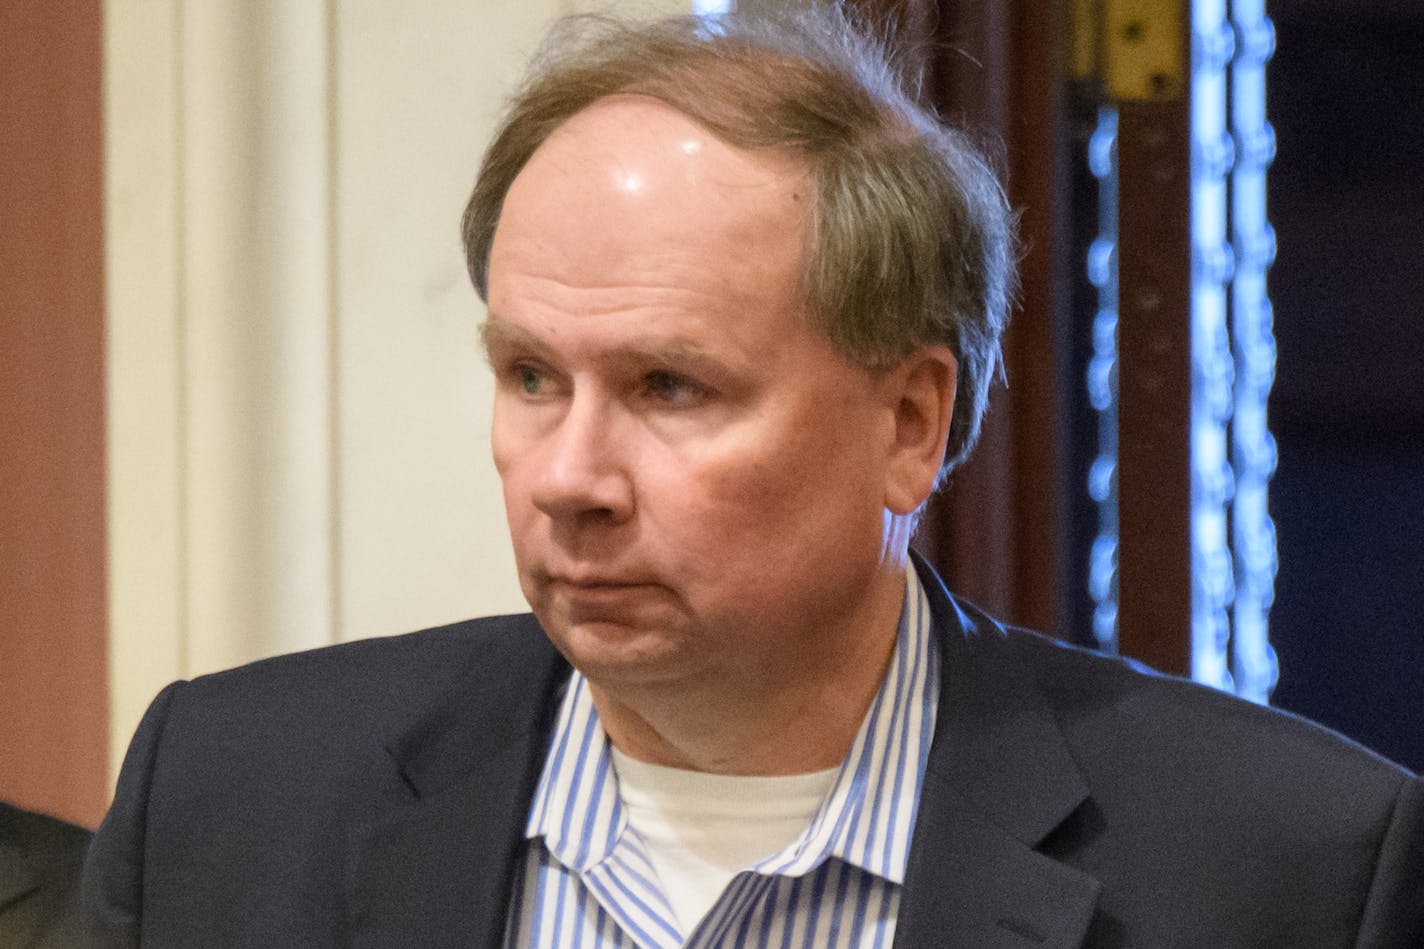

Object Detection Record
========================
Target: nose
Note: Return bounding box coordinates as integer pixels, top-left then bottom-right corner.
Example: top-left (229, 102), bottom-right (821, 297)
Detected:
top-left (530, 394), bottom-right (635, 524)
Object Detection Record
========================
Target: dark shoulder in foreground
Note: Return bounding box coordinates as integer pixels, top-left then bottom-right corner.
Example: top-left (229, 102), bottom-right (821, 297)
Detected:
top-left (1, 802), bottom-right (92, 949)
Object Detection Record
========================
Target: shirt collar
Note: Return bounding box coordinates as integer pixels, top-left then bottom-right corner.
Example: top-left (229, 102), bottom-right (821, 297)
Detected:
top-left (525, 565), bottom-right (940, 886)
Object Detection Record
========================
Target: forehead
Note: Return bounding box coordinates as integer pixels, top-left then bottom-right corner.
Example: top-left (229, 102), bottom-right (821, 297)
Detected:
top-left (520, 94), bottom-right (809, 208)
top-left (488, 96), bottom-right (812, 313)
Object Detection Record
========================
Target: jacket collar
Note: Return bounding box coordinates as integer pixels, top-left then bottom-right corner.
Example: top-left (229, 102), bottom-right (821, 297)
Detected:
top-left (893, 555), bottom-right (1100, 948)
top-left (345, 560), bottom-right (1100, 948)
top-left (344, 616), bottom-right (569, 949)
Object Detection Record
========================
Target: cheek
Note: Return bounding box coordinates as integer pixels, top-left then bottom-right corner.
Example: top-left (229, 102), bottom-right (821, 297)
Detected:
top-left (489, 404), bottom-right (514, 483)
top-left (490, 426), bottom-right (539, 538)
top-left (657, 432), bottom-right (879, 571)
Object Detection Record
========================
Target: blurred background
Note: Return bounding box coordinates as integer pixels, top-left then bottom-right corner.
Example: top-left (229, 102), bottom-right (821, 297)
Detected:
top-left (3, 0), bottom-right (1420, 829)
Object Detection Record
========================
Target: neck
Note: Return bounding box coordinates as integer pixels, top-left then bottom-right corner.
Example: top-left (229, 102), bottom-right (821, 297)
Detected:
top-left (588, 558), bottom-right (910, 776)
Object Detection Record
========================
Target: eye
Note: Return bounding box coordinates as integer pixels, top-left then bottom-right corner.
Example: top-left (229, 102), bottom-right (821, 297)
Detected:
top-left (502, 361), bottom-right (559, 399)
top-left (516, 364), bottom-right (543, 395)
top-left (644, 370), bottom-right (710, 407)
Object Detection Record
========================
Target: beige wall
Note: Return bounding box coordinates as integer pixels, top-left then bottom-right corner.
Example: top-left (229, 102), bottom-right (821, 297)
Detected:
top-left (104, 0), bottom-right (700, 779)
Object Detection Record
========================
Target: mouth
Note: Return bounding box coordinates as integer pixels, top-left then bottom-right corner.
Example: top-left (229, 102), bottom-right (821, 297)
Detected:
top-left (550, 576), bottom-right (655, 593)
top-left (536, 564), bottom-right (647, 588)
top-left (540, 562), bottom-right (654, 586)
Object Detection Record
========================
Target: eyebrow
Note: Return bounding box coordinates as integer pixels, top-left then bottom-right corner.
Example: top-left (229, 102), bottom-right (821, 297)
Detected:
top-left (480, 317), bottom-right (546, 358)
top-left (480, 318), bottom-right (579, 375)
top-left (480, 317), bottom-right (743, 388)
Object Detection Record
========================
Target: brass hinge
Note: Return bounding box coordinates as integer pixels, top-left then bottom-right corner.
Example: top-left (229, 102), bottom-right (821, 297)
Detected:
top-left (1071, 0), bottom-right (1187, 103)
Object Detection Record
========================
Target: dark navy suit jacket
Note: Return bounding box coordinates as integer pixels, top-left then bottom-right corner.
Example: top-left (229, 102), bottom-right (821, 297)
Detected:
top-left (83, 563), bottom-right (1424, 947)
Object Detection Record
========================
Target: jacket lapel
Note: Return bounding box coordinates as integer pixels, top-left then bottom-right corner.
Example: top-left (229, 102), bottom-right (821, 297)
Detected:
top-left (344, 619), bottom-right (569, 949)
top-left (895, 561), bottom-right (1101, 948)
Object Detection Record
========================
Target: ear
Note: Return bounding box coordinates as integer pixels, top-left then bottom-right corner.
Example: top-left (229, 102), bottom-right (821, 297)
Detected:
top-left (880, 345), bottom-right (957, 515)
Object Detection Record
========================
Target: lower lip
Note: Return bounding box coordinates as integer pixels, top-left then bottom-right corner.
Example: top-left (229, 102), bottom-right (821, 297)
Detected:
top-left (553, 579), bottom-right (660, 603)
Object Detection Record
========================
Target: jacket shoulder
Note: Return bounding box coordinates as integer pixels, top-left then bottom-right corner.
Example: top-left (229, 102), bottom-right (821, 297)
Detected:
top-left (977, 617), bottom-right (1422, 945)
top-left (938, 595), bottom-right (1424, 945)
top-left (996, 622), bottom-right (1414, 791)
top-left (141, 613), bottom-right (559, 785)
top-left (84, 613), bottom-right (564, 947)
top-left (183, 612), bottom-right (551, 699)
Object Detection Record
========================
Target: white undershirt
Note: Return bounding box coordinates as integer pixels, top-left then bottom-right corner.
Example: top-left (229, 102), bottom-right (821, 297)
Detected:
top-left (610, 747), bottom-right (840, 933)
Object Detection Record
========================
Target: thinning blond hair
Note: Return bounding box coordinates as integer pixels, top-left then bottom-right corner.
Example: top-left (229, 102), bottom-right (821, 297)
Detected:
top-left (462, 3), bottom-right (1017, 476)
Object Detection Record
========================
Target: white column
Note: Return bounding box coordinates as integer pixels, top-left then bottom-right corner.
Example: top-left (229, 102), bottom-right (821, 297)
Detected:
top-left (105, 0), bottom-right (186, 774)
top-left (106, 0), bottom-right (337, 774)
top-left (180, 0), bottom-right (336, 671)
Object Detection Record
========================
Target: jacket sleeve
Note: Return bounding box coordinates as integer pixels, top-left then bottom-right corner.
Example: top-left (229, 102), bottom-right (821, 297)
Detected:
top-left (1354, 772), bottom-right (1424, 949)
top-left (80, 681), bottom-right (186, 948)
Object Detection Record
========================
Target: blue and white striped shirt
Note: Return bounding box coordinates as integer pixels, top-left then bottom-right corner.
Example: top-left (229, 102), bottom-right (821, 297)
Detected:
top-left (505, 568), bottom-right (939, 948)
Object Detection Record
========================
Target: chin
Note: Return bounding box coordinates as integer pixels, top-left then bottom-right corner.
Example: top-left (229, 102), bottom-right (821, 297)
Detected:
top-left (552, 620), bottom-right (703, 687)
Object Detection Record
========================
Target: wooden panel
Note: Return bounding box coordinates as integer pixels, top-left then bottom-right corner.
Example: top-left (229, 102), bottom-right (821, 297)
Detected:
top-left (1002, 0), bottom-right (1072, 635)
top-left (901, 0), bottom-right (1074, 636)
top-left (1113, 98), bottom-right (1193, 675)
top-left (0, 0), bottom-right (109, 828)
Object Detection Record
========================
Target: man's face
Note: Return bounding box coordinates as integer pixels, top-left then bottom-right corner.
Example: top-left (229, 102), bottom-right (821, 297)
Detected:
top-left (485, 97), bottom-right (904, 696)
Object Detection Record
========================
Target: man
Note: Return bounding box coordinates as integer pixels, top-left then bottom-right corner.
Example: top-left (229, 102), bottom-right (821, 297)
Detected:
top-left (1, 801), bottom-right (91, 948)
top-left (84, 5), bottom-right (1423, 948)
